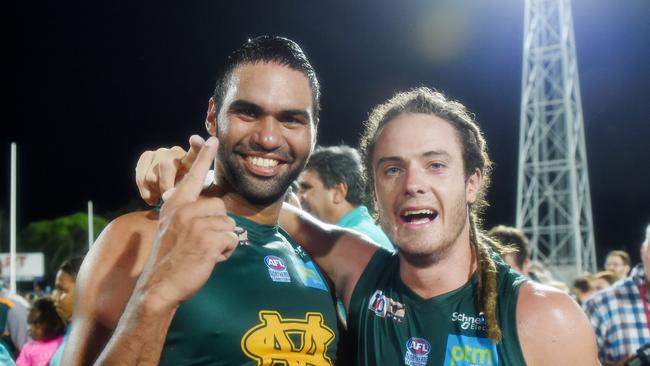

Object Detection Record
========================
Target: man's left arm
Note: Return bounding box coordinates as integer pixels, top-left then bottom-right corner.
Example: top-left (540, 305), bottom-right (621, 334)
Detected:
top-left (516, 282), bottom-right (600, 365)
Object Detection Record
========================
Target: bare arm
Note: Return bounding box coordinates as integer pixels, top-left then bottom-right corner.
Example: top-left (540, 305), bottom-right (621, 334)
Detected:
top-left (91, 137), bottom-right (238, 365)
top-left (517, 282), bottom-right (600, 365)
top-left (61, 211), bottom-right (158, 365)
top-left (279, 204), bottom-right (379, 310)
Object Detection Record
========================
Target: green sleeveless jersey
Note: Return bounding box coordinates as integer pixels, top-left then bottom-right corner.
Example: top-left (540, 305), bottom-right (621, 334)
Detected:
top-left (348, 250), bottom-right (528, 366)
top-left (160, 214), bottom-right (338, 366)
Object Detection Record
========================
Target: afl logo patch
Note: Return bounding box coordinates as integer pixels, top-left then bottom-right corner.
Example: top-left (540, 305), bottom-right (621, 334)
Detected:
top-left (264, 256), bottom-right (287, 270)
top-left (264, 255), bottom-right (291, 283)
top-left (405, 337), bottom-right (431, 366)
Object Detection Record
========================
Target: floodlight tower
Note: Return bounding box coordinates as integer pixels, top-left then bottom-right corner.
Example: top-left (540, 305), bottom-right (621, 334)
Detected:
top-left (516, 0), bottom-right (596, 281)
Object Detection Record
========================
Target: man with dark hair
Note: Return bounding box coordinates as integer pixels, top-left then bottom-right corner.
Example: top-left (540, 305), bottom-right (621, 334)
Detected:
top-left (138, 87), bottom-right (599, 364)
top-left (584, 223), bottom-right (650, 364)
top-left (487, 225), bottom-right (530, 276)
top-left (63, 36), bottom-right (341, 365)
top-left (298, 145), bottom-right (393, 250)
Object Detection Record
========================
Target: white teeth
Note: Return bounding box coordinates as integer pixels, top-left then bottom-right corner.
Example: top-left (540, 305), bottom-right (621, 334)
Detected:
top-left (247, 156), bottom-right (279, 168)
top-left (404, 209), bottom-right (435, 216)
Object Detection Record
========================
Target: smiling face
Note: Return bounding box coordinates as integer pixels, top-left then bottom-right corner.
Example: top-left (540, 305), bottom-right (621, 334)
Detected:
top-left (208, 62), bottom-right (315, 205)
top-left (372, 113), bottom-right (480, 261)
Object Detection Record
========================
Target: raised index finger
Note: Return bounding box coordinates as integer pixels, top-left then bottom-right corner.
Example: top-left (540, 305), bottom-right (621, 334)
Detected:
top-left (163, 136), bottom-right (218, 209)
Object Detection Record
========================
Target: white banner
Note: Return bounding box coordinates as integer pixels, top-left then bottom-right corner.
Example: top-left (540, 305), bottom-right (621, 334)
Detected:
top-left (0, 253), bottom-right (45, 281)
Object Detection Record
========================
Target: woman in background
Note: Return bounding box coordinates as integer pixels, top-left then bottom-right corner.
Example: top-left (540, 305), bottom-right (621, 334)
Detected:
top-left (49, 256), bottom-right (84, 366)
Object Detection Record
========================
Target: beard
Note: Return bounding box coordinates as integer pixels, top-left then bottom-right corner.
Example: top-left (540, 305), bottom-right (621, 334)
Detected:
top-left (218, 141), bottom-right (308, 206)
top-left (379, 195), bottom-right (469, 268)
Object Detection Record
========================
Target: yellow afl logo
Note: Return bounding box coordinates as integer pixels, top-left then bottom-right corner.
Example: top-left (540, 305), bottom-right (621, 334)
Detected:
top-left (241, 310), bottom-right (335, 366)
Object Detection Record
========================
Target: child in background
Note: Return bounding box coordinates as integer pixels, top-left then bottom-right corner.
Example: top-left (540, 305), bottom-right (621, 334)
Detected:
top-left (16, 298), bottom-right (65, 366)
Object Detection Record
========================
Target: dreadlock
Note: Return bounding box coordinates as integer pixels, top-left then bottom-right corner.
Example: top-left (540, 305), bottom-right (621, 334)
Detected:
top-left (359, 87), bottom-right (510, 343)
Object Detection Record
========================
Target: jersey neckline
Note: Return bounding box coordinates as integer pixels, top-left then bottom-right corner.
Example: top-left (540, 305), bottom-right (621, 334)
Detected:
top-left (228, 213), bottom-right (280, 245)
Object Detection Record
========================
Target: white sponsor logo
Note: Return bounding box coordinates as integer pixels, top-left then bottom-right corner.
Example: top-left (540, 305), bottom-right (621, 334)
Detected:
top-left (451, 312), bottom-right (487, 331)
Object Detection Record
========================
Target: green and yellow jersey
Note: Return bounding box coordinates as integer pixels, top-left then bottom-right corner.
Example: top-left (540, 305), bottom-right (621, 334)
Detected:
top-left (160, 214), bottom-right (338, 366)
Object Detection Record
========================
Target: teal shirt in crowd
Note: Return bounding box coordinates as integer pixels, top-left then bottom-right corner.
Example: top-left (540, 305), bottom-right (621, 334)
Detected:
top-left (49, 325), bottom-right (70, 366)
top-left (0, 342), bottom-right (15, 366)
top-left (336, 206), bottom-right (394, 251)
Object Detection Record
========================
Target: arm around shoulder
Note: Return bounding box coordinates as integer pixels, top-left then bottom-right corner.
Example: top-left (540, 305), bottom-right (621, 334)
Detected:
top-left (279, 203), bottom-right (381, 310)
top-left (516, 281), bottom-right (600, 366)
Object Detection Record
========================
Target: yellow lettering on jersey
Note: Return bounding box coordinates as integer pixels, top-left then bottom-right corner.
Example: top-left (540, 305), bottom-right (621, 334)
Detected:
top-left (241, 310), bottom-right (335, 366)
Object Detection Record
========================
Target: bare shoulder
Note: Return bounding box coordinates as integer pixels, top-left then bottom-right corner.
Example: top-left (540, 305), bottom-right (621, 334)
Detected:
top-left (76, 210), bottom-right (159, 328)
top-left (516, 281), bottom-right (599, 365)
top-left (64, 210), bottom-right (160, 365)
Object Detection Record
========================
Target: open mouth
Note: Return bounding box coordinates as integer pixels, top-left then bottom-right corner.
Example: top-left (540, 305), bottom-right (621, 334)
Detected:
top-left (241, 155), bottom-right (284, 177)
top-left (246, 156), bottom-right (279, 168)
top-left (400, 208), bottom-right (438, 224)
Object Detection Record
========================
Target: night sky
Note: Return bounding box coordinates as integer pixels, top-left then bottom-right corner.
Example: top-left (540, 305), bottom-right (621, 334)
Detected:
top-left (4, 0), bottom-right (650, 265)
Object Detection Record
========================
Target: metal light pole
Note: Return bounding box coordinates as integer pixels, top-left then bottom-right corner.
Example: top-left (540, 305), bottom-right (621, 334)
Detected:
top-left (516, 0), bottom-right (596, 282)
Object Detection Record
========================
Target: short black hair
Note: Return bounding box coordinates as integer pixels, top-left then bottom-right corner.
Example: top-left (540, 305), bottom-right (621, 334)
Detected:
top-left (59, 256), bottom-right (84, 281)
top-left (305, 145), bottom-right (364, 206)
top-left (28, 297), bottom-right (66, 340)
top-left (212, 35), bottom-right (320, 122)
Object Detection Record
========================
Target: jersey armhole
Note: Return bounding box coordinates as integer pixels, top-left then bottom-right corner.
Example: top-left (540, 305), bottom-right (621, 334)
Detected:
top-left (348, 249), bottom-right (393, 329)
top-left (504, 275), bottom-right (528, 365)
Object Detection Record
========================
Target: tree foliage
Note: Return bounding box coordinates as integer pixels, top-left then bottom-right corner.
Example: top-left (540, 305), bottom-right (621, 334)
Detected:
top-left (20, 212), bottom-right (108, 281)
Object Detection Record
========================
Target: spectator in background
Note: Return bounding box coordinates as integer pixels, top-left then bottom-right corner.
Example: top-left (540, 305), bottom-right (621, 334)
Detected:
top-left (604, 250), bottom-right (631, 280)
top-left (573, 274), bottom-right (595, 305)
top-left (49, 256), bottom-right (83, 366)
top-left (0, 267), bottom-right (30, 359)
top-left (0, 343), bottom-right (15, 366)
top-left (583, 223), bottom-right (650, 365)
top-left (16, 297), bottom-right (65, 366)
top-left (486, 225), bottom-right (530, 276)
top-left (590, 271), bottom-right (618, 292)
top-left (284, 181), bottom-right (302, 208)
top-left (486, 225), bottom-right (571, 290)
top-left (298, 145), bottom-right (393, 250)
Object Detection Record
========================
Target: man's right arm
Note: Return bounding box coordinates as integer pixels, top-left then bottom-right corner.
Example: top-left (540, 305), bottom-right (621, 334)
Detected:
top-left (61, 211), bottom-right (159, 365)
top-left (65, 137), bottom-right (239, 366)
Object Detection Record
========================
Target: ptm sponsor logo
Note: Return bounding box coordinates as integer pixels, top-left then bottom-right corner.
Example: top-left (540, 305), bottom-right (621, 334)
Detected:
top-left (442, 334), bottom-right (498, 366)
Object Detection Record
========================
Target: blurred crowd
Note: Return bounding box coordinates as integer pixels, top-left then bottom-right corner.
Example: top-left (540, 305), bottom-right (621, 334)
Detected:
top-left (0, 257), bottom-right (82, 366)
